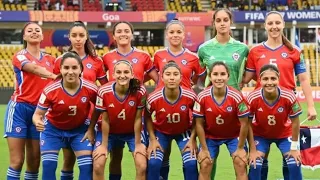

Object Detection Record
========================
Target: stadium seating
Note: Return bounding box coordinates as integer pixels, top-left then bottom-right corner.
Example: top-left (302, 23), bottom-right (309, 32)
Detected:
top-left (130, 0), bottom-right (164, 11)
top-left (167, 0), bottom-right (202, 12)
top-left (0, 0), bottom-right (27, 11)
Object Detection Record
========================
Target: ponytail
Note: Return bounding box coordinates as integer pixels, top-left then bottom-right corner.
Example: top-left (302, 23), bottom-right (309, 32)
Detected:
top-left (128, 78), bottom-right (141, 94)
top-left (281, 34), bottom-right (293, 51)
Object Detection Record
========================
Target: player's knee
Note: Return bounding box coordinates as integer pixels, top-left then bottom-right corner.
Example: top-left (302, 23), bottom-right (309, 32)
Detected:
top-left (200, 158), bottom-right (212, 172)
top-left (93, 157), bottom-right (106, 175)
top-left (10, 156), bottom-right (24, 170)
top-left (234, 157), bottom-right (247, 169)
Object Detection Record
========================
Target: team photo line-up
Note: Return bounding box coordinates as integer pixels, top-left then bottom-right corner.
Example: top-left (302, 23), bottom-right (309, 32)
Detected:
top-left (4, 8), bottom-right (317, 180)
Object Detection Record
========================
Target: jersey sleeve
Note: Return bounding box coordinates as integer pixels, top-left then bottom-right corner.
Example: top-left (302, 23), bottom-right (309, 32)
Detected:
top-left (237, 96), bottom-right (250, 118)
top-left (194, 57), bottom-right (206, 76)
top-left (245, 49), bottom-right (256, 72)
top-left (289, 99), bottom-right (302, 118)
top-left (137, 86), bottom-right (147, 109)
top-left (146, 97), bottom-right (154, 113)
top-left (12, 54), bottom-right (31, 70)
top-left (193, 96), bottom-right (204, 117)
top-left (143, 53), bottom-right (155, 73)
top-left (153, 52), bottom-right (160, 72)
top-left (95, 89), bottom-right (107, 111)
top-left (37, 91), bottom-right (52, 110)
top-left (89, 88), bottom-right (98, 104)
top-left (197, 46), bottom-right (206, 68)
top-left (293, 50), bottom-right (307, 76)
top-left (53, 58), bottom-right (61, 75)
top-left (96, 59), bottom-right (107, 80)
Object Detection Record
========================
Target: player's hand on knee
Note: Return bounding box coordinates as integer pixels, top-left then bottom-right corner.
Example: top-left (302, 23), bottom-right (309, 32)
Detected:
top-left (197, 149), bottom-right (212, 164)
top-left (81, 128), bottom-right (95, 145)
top-left (33, 115), bottom-right (45, 132)
top-left (93, 145), bottom-right (107, 161)
top-left (233, 148), bottom-right (247, 164)
top-left (182, 139), bottom-right (198, 158)
top-left (249, 150), bottom-right (262, 169)
top-left (147, 139), bottom-right (163, 160)
top-left (134, 143), bottom-right (147, 158)
top-left (286, 150), bottom-right (301, 166)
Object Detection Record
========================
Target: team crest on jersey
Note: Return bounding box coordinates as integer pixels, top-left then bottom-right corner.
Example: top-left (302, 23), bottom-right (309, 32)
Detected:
top-left (129, 100), bottom-right (135, 106)
top-left (227, 106), bottom-right (233, 112)
top-left (95, 141), bottom-right (101, 147)
top-left (46, 61), bottom-right (51, 67)
top-left (81, 97), bottom-right (87, 103)
top-left (15, 127), bottom-right (21, 133)
top-left (181, 59), bottom-right (187, 65)
top-left (180, 105), bottom-right (187, 111)
top-left (278, 107), bottom-right (284, 113)
top-left (112, 60), bottom-right (117, 64)
top-left (232, 53), bottom-right (240, 61)
top-left (132, 58), bottom-right (138, 64)
top-left (86, 63), bottom-right (92, 69)
top-left (281, 53), bottom-right (288, 58)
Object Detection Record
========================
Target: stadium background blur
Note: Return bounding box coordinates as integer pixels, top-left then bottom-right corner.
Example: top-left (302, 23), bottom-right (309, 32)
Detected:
top-left (0, 0), bottom-right (320, 179)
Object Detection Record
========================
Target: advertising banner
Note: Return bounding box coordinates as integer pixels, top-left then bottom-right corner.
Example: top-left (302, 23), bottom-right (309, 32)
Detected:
top-left (171, 12), bottom-right (213, 26)
top-left (233, 10), bottom-right (320, 23)
top-left (29, 11), bottom-right (79, 22)
top-left (0, 11), bottom-right (29, 22)
top-left (183, 26), bottom-right (205, 52)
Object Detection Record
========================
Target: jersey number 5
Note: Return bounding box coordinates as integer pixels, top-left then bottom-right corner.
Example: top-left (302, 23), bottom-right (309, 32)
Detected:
top-left (118, 109), bottom-right (126, 120)
top-left (269, 59), bottom-right (277, 67)
top-left (68, 106), bottom-right (77, 116)
top-left (167, 113), bottom-right (180, 123)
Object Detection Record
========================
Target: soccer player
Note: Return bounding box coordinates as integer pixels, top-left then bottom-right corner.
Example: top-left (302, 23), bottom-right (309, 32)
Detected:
top-left (92, 60), bottom-right (147, 180)
top-left (153, 19), bottom-right (205, 179)
top-left (4, 22), bottom-right (56, 180)
top-left (53, 21), bottom-right (107, 180)
top-left (102, 21), bottom-right (158, 180)
top-left (197, 8), bottom-right (248, 90)
top-left (145, 61), bottom-right (198, 180)
top-left (243, 11), bottom-right (317, 180)
top-left (32, 52), bottom-right (97, 180)
top-left (193, 61), bottom-right (250, 180)
top-left (247, 64), bottom-right (303, 180)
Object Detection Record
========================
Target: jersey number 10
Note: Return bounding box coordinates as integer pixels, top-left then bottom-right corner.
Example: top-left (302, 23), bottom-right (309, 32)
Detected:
top-left (167, 113), bottom-right (180, 123)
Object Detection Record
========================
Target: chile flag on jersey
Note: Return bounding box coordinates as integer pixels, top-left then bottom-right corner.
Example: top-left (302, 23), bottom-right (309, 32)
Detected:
top-left (299, 127), bottom-right (320, 170)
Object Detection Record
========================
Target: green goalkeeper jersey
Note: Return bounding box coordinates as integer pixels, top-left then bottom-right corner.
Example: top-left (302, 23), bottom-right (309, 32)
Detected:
top-left (197, 37), bottom-right (249, 90)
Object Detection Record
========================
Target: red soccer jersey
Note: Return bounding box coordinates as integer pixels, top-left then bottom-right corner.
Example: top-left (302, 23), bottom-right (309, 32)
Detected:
top-left (11, 50), bottom-right (55, 105)
top-left (245, 43), bottom-right (306, 90)
top-left (54, 54), bottom-right (106, 83)
top-left (95, 81), bottom-right (146, 134)
top-left (154, 48), bottom-right (205, 89)
top-left (247, 87), bottom-right (302, 139)
top-left (146, 86), bottom-right (197, 135)
top-left (193, 86), bottom-right (250, 139)
top-left (37, 79), bottom-right (97, 130)
top-left (102, 48), bottom-right (154, 82)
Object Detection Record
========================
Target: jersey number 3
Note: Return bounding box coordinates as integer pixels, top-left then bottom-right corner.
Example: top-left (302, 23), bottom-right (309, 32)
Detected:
top-left (68, 106), bottom-right (77, 116)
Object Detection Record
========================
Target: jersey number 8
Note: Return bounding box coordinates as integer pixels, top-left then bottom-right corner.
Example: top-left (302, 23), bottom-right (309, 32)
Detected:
top-left (167, 113), bottom-right (180, 123)
top-left (268, 115), bottom-right (276, 125)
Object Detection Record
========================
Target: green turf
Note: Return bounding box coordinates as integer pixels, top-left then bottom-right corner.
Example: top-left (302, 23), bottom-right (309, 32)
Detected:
top-left (0, 103), bottom-right (320, 179)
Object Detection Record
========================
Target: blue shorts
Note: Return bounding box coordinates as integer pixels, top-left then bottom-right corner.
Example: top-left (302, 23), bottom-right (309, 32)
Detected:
top-left (205, 138), bottom-right (248, 158)
top-left (155, 130), bottom-right (191, 152)
top-left (40, 119), bottom-right (92, 152)
top-left (94, 131), bottom-right (138, 152)
top-left (254, 136), bottom-right (291, 155)
top-left (4, 100), bottom-right (39, 139)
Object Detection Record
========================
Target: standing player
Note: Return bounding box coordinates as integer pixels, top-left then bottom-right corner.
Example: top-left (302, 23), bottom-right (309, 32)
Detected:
top-left (32, 52), bottom-right (97, 180)
top-left (247, 64), bottom-right (302, 180)
top-left (92, 60), bottom-right (147, 180)
top-left (102, 21), bottom-right (158, 180)
top-left (4, 22), bottom-right (56, 180)
top-left (145, 61), bottom-right (198, 180)
top-left (197, 8), bottom-right (248, 90)
top-left (53, 21), bottom-right (107, 180)
top-left (243, 11), bottom-right (317, 180)
top-left (153, 19), bottom-right (205, 179)
top-left (193, 61), bottom-right (250, 180)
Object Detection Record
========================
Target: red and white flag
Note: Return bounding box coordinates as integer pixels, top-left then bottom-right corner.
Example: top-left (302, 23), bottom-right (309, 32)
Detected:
top-left (300, 126), bottom-right (320, 170)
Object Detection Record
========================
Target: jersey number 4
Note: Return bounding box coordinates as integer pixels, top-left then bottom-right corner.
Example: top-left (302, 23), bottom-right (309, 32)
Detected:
top-left (118, 109), bottom-right (126, 120)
